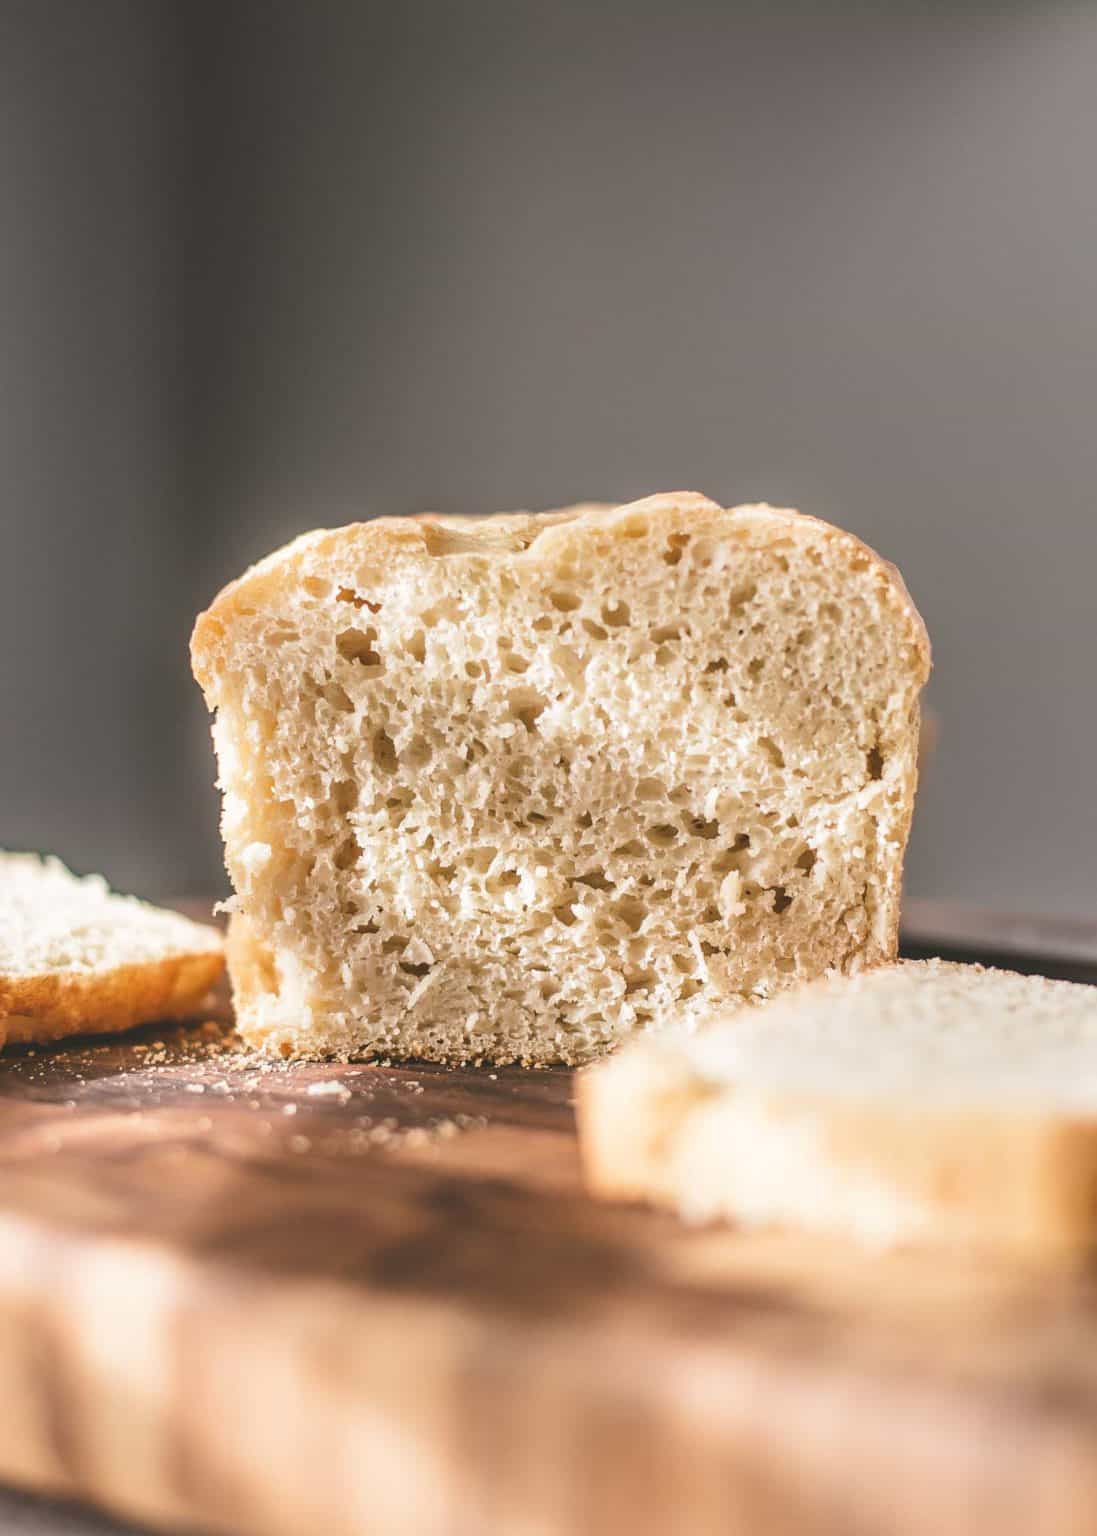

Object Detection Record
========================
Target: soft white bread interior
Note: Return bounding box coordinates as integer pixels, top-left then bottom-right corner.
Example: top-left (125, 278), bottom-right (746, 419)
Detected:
top-left (192, 492), bottom-right (929, 1063)
top-left (0, 853), bottom-right (224, 1047)
top-left (579, 960), bottom-right (1097, 1253)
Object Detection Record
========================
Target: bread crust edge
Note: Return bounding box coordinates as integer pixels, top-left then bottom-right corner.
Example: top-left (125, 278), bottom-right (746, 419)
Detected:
top-left (191, 493), bottom-right (931, 699)
top-left (1, 949), bottom-right (225, 1047)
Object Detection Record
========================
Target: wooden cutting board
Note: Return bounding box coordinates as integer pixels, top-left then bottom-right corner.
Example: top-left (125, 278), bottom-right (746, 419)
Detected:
top-left (1, 907), bottom-right (1096, 1536)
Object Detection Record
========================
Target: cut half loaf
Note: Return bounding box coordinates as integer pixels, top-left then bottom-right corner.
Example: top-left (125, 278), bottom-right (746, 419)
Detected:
top-left (579, 960), bottom-right (1097, 1253)
top-left (0, 854), bottom-right (224, 1047)
top-left (192, 492), bottom-right (929, 1063)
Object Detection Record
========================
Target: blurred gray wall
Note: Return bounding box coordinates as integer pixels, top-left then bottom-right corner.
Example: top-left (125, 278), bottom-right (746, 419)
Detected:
top-left (0, 0), bottom-right (205, 894)
top-left (4, 1), bottom-right (1096, 914)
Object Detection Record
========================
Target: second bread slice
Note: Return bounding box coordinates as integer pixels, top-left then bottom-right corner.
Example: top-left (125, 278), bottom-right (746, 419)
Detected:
top-left (579, 960), bottom-right (1097, 1253)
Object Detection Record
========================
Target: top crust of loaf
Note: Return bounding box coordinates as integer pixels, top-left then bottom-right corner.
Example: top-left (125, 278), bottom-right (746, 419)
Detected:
top-left (193, 494), bottom-right (930, 691)
top-left (193, 492), bottom-right (929, 1063)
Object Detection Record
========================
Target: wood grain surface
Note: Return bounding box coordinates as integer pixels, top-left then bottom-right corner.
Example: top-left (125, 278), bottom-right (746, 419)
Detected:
top-left (0, 907), bottom-right (1095, 1536)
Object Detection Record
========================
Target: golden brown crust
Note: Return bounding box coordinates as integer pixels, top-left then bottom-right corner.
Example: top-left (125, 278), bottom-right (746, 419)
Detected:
top-left (1, 950), bottom-right (225, 1048)
top-left (801, 1103), bottom-right (1097, 1253)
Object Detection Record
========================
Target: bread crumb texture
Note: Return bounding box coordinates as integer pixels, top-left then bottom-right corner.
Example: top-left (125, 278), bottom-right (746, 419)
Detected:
top-left (192, 492), bottom-right (929, 1063)
top-left (0, 853), bottom-right (224, 1046)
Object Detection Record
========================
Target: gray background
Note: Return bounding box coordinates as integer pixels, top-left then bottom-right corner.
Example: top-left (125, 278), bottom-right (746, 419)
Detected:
top-left (3, 0), bottom-right (1095, 916)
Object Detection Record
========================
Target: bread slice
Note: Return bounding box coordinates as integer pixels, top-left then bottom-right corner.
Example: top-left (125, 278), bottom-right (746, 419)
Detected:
top-left (0, 854), bottom-right (224, 1047)
top-left (191, 492), bottom-right (929, 1063)
top-left (579, 960), bottom-right (1097, 1253)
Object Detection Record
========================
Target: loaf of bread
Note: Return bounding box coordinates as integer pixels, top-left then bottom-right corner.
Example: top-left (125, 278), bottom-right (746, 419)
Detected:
top-left (191, 492), bottom-right (929, 1063)
top-left (0, 853), bottom-right (224, 1047)
top-left (579, 960), bottom-right (1097, 1253)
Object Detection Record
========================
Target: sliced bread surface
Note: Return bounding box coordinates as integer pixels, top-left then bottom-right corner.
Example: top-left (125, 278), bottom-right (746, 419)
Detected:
top-left (579, 960), bottom-right (1097, 1252)
top-left (192, 492), bottom-right (929, 1063)
top-left (0, 854), bottom-right (225, 1047)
